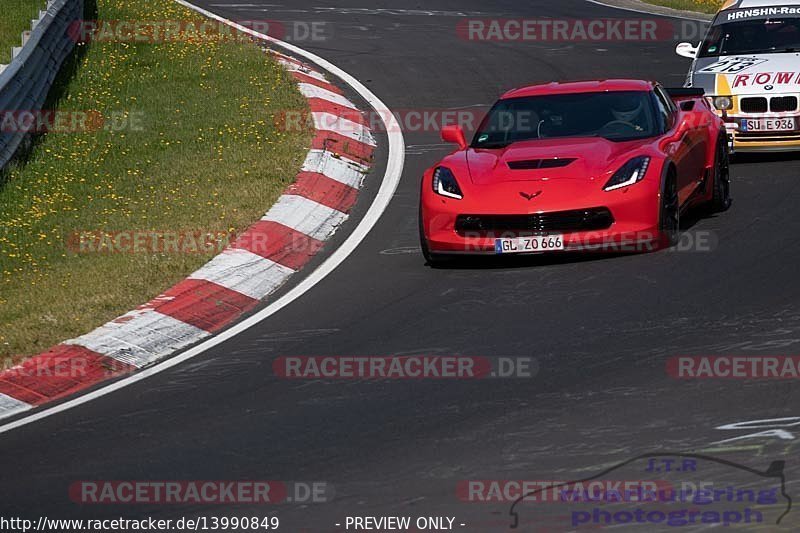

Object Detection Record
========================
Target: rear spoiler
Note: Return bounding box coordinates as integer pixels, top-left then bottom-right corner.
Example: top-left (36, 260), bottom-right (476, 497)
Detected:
top-left (664, 87), bottom-right (705, 98)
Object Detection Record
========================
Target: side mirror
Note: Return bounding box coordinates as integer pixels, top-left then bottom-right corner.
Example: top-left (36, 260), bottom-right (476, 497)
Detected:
top-left (675, 42), bottom-right (699, 59)
top-left (441, 125), bottom-right (467, 150)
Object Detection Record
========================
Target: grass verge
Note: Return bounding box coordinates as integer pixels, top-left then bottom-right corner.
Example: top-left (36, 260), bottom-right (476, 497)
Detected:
top-left (0, 0), bottom-right (312, 364)
top-left (0, 1), bottom-right (46, 64)
top-left (641, 0), bottom-right (722, 15)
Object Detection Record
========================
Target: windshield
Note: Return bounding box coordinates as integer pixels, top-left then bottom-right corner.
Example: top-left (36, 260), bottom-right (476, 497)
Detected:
top-left (472, 91), bottom-right (659, 148)
top-left (700, 17), bottom-right (800, 57)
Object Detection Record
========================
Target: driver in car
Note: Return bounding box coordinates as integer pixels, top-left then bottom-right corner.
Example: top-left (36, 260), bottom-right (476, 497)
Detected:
top-left (607, 96), bottom-right (646, 133)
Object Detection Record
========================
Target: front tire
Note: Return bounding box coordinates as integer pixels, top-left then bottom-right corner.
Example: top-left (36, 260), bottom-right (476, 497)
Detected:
top-left (658, 170), bottom-right (680, 249)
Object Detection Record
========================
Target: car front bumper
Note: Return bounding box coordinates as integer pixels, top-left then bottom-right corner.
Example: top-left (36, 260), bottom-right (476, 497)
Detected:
top-left (722, 114), bottom-right (800, 152)
top-left (421, 178), bottom-right (663, 256)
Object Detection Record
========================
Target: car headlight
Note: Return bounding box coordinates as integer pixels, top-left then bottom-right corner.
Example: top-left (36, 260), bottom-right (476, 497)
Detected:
top-left (713, 96), bottom-right (732, 110)
top-left (432, 166), bottom-right (463, 199)
top-left (603, 156), bottom-right (650, 191)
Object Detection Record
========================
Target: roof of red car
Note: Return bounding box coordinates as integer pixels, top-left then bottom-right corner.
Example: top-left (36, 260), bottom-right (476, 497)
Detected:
top-left (501, 80), bottom-right (654, 99)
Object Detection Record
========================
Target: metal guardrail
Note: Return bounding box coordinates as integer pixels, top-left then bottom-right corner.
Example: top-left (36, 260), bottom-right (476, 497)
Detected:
top-left (0, 0), bottom-right (84, 171)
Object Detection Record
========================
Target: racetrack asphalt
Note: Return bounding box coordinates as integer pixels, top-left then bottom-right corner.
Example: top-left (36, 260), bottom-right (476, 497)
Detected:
top-left (1, 1), bottom-right (798, 531)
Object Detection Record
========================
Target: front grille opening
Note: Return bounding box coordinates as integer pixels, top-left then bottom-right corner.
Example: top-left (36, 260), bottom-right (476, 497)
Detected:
top-left (740, 97), bottom-right (768, 114)
top-left (770, 96), bottom-right (798, 113)
top-left (507, 158), bottom-right (576, 170)
top-left (455, 207), bottom-right (614, 235)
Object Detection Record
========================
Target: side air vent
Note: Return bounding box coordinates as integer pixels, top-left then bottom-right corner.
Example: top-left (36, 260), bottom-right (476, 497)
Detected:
top-left (507, 158), bottom-right (576, 170)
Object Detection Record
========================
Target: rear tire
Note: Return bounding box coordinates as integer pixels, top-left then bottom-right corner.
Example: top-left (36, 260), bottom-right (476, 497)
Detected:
top-left (709, 134), bottom-right (732, 212)
top-left (658, 170), bottom-right (680, 249)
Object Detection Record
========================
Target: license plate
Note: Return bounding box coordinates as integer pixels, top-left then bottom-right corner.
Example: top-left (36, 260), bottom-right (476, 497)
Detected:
top-left (740, 118), bottom-right (796, 132)
top-left (495, 235), bottom-right (564, 254)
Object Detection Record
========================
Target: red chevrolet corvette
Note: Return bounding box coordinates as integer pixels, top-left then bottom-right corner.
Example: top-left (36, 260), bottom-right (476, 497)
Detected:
top-left (419, 80), bottom-right (731, 264)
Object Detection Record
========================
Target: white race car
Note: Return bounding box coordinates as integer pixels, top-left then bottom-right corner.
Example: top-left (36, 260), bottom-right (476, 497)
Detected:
top-left (677, 0), bottom-right (800, 151)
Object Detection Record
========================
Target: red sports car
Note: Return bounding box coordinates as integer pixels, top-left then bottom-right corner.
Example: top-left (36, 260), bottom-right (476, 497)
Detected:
top-left (419, 79), bottom-right (731, 264)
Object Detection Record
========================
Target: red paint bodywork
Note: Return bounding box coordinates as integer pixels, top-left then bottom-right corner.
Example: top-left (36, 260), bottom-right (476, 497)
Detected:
top-left (420, 80), bottom-right (724, 255)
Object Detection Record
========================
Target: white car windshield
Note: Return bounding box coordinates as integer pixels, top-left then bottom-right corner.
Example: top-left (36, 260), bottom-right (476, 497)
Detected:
top-left (700, 17), bottom-right (800, 57)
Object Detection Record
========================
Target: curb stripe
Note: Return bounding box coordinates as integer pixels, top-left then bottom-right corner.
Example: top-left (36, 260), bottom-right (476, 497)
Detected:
top-left (312, 131), bottom-right (375, 165)
top-left (290, 71), bottom-right (343, 94)
top-left (279, 62), bottom-right (327, 82)
top-left (298, 83), bottom-right (357, 110)
top-left (188, 248), bottom-right (295, 301)
top-left (262, 194), bottom-right (348, 241)
top-left (0, 345), bottom-right (135, 405)
top-left (0, 394), bottom-right (31, 417)
top-left (302, 149), bottom-right (369, 189)
top-left (65, 311), bottom-right (210, 368)
top-left (288, 172), bottom-right (359, 213)
top-left (308, 100), bottom-right (368, 126)
top-left (234, 220), bottom-right (324, 270)
top-left (313, 112), bottom-right (376, 146)
top-left (146, 278), bottom-right (260, 333)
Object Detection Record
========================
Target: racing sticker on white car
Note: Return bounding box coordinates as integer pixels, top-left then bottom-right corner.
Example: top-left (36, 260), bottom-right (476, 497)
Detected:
top-left (724, 6), bottom-right (800, 23)
top-left (699, 57), bottom-right (768, 74)
top-left (732, 71), bottom-right (800, 88)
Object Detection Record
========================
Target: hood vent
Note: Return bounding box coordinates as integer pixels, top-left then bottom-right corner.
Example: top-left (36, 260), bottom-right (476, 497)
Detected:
top-left (507, 158), bottom-right (576, 170)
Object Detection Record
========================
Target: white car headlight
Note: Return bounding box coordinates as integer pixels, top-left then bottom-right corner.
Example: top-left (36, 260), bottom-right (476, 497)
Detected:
top-left (713, 96), bottom-right (733, 111)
